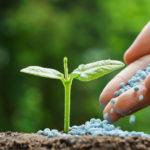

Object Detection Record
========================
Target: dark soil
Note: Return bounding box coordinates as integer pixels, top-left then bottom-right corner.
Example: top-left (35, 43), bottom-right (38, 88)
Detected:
top-left (0, 132), bottom-right (150, 150)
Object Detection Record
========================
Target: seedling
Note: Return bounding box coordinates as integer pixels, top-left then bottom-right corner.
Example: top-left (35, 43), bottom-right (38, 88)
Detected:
top-left (21, 57), bottom-right (124, 132)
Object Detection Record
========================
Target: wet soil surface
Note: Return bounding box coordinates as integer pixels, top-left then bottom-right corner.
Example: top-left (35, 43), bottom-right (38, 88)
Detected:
top-left (0, 132), bottom-right (150, 150)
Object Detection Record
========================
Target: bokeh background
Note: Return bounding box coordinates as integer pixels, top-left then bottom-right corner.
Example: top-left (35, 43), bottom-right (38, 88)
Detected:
top-left (0, 0), bottom-right (150, 133)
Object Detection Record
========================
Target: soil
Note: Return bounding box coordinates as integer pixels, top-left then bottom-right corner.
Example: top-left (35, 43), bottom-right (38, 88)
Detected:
top-left (0, 132), bottom-right (150, 150)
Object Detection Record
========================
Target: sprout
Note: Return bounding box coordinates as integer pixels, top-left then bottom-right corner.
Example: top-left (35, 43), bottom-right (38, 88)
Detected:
top-left (21, 57), bottom-right (124, 132)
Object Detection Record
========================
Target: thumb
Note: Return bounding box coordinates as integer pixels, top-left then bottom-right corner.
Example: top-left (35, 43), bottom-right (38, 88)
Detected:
top-left (124, 21), bottom-right (150, 64)
top-left (145, 74), bottom-right (150, 90)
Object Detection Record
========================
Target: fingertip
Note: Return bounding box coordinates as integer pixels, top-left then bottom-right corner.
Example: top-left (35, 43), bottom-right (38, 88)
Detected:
top-left (99, 91), bottom-right (108, 108)
top-left (124, 21), bottom-right (150, 65)
top-left (124, 50), bottom-right (131, 65)
top-left (103, 102), bottom-right (122, 123)
top-left (123, 46), bottom-right (137, 65)
top-left (99, 84), bottom-right (116, 108)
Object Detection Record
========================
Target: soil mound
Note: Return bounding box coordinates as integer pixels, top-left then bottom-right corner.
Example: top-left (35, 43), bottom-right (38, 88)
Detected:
top-left (0, 132), bottom-right (150, 150)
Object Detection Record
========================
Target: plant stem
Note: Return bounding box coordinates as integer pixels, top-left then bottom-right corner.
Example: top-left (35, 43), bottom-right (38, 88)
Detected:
top-left (63, 57), bottom-right (72, 132)
top-left (64, 81), bottom-right (72, 132)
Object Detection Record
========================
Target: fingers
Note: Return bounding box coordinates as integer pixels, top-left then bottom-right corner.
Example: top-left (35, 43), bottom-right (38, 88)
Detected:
top-left (124, 21), bottom-right (150, 64)
top-left (100, 54), bottom-right (150, 107)
top-left (103, 81), bottom-right (150, 122)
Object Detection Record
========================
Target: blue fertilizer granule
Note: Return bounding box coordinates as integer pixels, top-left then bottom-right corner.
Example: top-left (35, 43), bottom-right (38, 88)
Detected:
top-left (129, 115), bottom-right (136, 124)
top-left (37, 118), bottom-right (150, 138)
top-left (114, 91), bottom-right (119, 97)
top-left (139, 95), bottom-right (144, 101)
top-left (120, 82), bottom-right (125, 88)
top-left (110, 108), bottom-right (114, 114)
top-left (118, 89), bottom-right (125, 95)
top-left (134, 86), bottom-right (139, 91)
top-left (104, 113), bottom-right (108, 120)
top-left (110, 98), bottom-right (116, 104)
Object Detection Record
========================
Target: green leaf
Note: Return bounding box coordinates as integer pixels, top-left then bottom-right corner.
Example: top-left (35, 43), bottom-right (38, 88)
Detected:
top-left (20, 66), bottom-right (64, 80)
top-left (71, 60), bottom-right (125, 81)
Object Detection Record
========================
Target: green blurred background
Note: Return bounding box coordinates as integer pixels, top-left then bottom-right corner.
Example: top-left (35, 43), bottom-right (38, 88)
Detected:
top-left (0, 0), bottom-right (150, 133)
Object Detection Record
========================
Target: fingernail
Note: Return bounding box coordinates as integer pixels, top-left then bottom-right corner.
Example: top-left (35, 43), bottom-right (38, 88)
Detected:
top-left (99, 94), bottom-right (107, 108)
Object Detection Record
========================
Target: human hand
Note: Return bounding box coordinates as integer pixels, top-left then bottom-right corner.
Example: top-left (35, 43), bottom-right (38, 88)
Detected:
top-left (100, 21), bottom-right (150, 122)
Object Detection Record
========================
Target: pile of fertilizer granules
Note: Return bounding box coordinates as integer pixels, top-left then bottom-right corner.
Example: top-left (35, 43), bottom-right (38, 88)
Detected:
top-left (38, 118), bottom-right (150, 138)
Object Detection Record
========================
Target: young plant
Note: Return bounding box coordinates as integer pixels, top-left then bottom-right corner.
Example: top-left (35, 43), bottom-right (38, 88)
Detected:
top-left (21, 57), bottom-right (124, 132)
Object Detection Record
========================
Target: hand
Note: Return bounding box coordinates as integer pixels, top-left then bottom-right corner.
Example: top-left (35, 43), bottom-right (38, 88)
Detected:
top-left (99, 21), bottom-right (150, 122)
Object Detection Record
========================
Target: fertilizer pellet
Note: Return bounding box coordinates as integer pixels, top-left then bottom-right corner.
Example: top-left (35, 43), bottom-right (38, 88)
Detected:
top-left (110, 108), bottom-right (114, 114)
top-left (104, 113), bottom-right (108, 120)
top-left (114, 91), bottom-right (119, 96)
top-left (134, 86), bottom-right (139, 91)
top-left (120, 82), bottom-right (125, 88)
top-left (118, 89), bottom-right (125, 95)
top-left (129, 115), bottom-right (136, 124)
top-left (139, 95), bottom-right (144, 101)
top-left (110, 98), bottom-right (116, 104)
top-left (37, 130), bottom-right (43, 134)
top-left (37, 118), bottom-right (150, 138)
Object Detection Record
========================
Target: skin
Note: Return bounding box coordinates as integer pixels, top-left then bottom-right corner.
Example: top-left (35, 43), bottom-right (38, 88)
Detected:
top-left (100, 21), bottom-right (150, 122)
